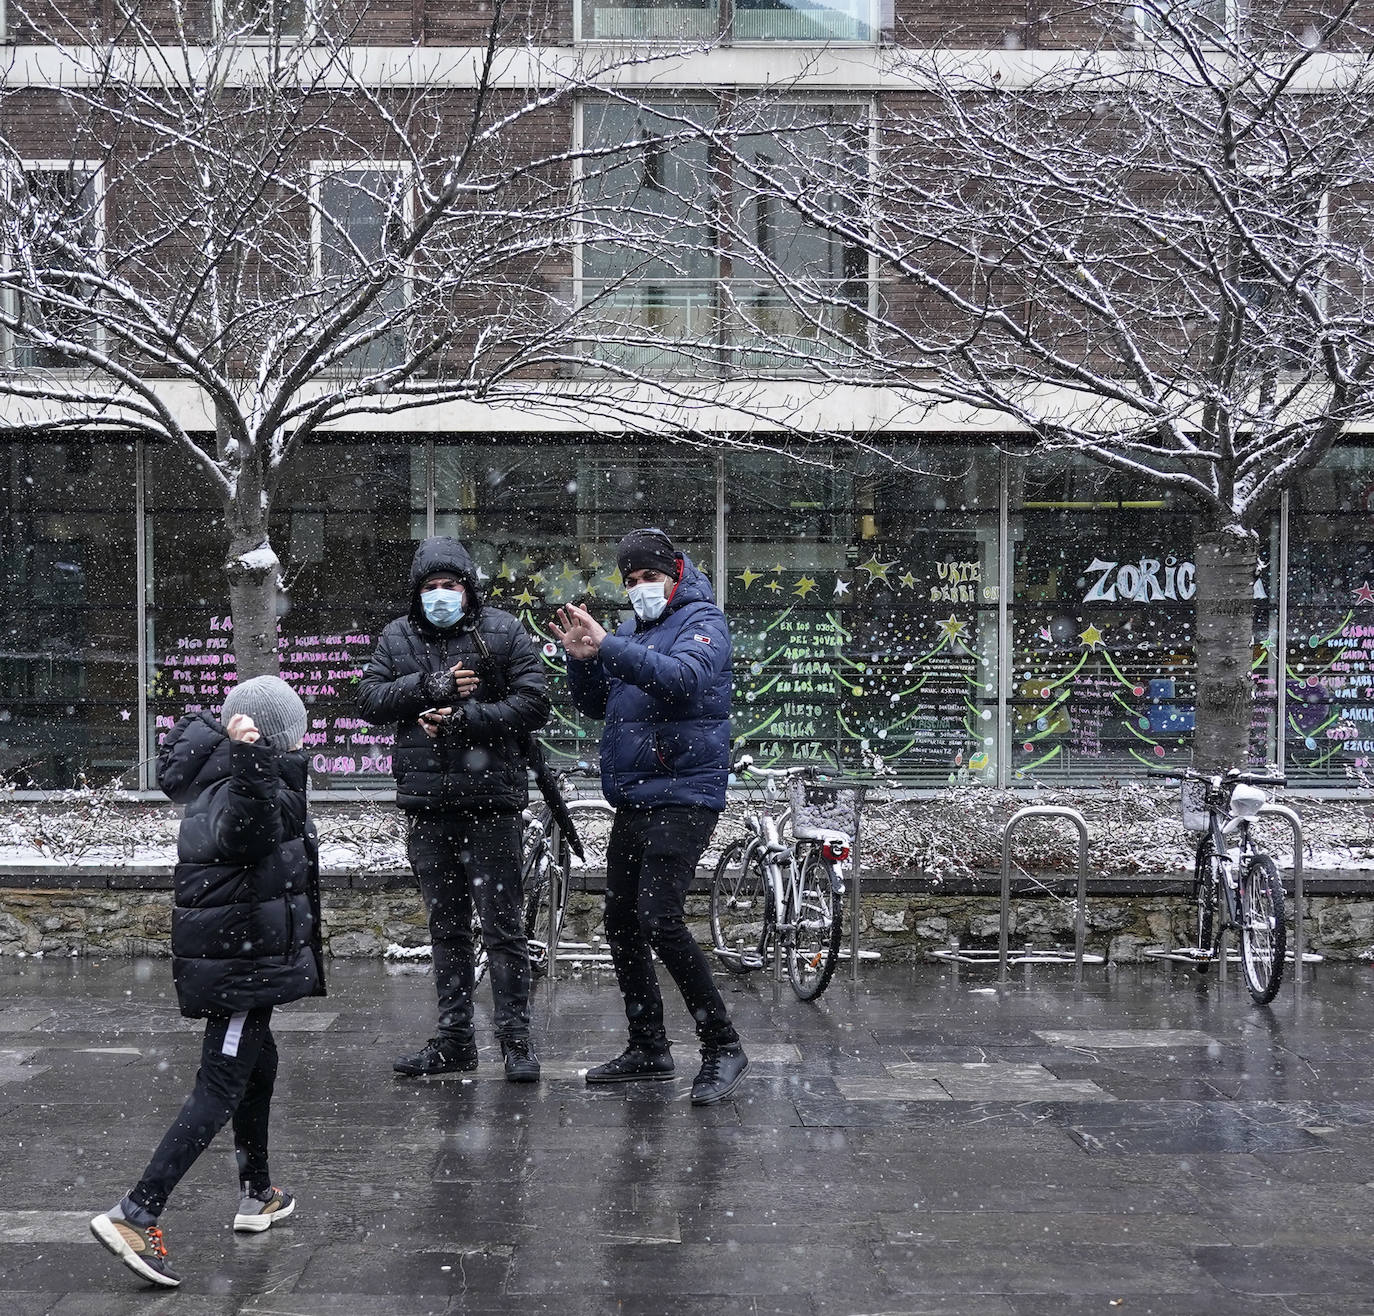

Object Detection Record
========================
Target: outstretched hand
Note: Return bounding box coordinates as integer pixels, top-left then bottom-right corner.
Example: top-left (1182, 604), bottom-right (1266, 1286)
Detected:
top-left (550, 603), bottom-right (607, 660)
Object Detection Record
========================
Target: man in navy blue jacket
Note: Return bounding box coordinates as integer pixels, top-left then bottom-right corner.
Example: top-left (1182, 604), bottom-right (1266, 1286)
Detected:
top-left (552, 528), bottom-right (748, 1105)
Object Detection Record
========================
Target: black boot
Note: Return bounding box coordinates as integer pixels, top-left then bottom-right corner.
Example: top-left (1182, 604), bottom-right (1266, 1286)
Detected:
top-left (501, 1037), bottom-right (540, 1083)
top-left (585, 1043), bottom-right (675, 1085)
top-left (393, 1036), bottom-right (478, 1077)
top-left (690, 1043), bottom-right (748, 1106)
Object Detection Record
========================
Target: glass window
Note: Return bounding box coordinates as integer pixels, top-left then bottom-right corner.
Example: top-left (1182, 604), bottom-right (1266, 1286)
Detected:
top-left (435, 443), bottom-right (717, 767)
top-left (314, 166), bottom-right (411, 374)
top-left (578, 1), bottom-right (718, 40)
top-left (728, 445), bottom-right (1000, 784)
top-left (1135, 0), bottom-right (1232, 38)
top-left (8, 167), bottom-right (101, 371)
top-left (220, 0), bottom-right (309, 37)
top-left (579, 100), bottom-right (869, 376)
top-left (0, 441), bottom-right (139, 788)
top-left (1284, 443), bottom-right (1374, 788)
top-left (146, 440), bottom-right (426, 788)
top-left (576, 0), bottom-right (878, 42)
top-left (733, 1), bottom-right (878, 42)
top-left (1008, 452), bottom-right (1276, 784)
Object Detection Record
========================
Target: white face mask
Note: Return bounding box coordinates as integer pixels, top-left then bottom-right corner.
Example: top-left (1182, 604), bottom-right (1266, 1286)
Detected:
top-left (628, 580), bottom-right (668, 621)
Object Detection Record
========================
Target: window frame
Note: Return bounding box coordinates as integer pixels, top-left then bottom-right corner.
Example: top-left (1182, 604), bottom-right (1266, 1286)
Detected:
top-left (1132, 0), bottom-right (1236, 45)
top-left (2, 160), bottom-right (107, 374)
top-left (213, 0), bottom-right (315, 42)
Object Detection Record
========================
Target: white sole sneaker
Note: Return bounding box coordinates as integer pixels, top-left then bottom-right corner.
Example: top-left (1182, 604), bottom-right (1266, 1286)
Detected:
top-left (233, 1194), bottom-right (296, 1233)
top-left (89, 1213), bottom-right (182, 1288)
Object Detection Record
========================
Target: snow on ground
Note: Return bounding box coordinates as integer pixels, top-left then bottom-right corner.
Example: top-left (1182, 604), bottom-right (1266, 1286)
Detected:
top-left (2, 783), bottom-right (1373, 877)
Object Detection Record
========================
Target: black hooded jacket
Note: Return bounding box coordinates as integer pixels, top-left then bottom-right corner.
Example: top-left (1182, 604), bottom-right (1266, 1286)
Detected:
top-left (157, 712), bottom-right (325, 1019)
top-left (357, 536), bottom-right (550, 813)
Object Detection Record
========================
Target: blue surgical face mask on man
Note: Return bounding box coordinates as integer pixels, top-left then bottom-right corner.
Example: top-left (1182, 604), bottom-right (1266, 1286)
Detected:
top-left (628, 580), bottom-right (668, 622)
top-left (422, 588), bottom-right (465, 628)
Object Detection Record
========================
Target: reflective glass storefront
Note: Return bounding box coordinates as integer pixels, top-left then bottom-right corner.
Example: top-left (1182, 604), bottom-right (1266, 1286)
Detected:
top-left (0, 435), bottom-right (1364, 792)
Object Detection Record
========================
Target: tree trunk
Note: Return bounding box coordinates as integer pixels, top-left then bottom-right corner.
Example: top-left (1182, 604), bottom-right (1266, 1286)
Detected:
top-left (219, 409), bottom-right (281, 682)
top-left (1192, 528), bottom-right (1260, 773)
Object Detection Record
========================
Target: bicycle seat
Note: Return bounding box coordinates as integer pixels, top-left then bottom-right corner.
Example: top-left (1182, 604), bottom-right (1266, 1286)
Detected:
top-left (794, 825), bottom-right (851, 847)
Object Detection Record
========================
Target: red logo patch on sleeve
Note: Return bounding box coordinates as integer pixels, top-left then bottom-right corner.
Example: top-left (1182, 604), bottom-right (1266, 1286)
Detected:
top-left (693, 633), bottom-right (712, 645)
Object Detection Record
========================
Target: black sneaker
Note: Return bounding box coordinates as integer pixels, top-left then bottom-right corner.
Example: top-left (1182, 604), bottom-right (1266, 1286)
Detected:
top-left (690, 1043), bottom-right (749, 1106)
top-left (501, 1037), bottom-right (540, 1083)
top-left (90, 1211), bottom-right (182, 1288)
top-left (393, 1036), bottom-right (478, 1077)
top-left (585, 1043), bottom-right (676, 1085)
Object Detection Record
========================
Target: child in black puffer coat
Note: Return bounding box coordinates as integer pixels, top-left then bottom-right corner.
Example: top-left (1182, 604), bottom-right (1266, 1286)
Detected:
top-left (90, 676), bottom-right (325, 1289)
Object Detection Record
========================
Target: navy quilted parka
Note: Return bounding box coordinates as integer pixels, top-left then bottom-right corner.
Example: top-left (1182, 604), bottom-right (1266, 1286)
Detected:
top-left (568, 554), bottom-right (732, 810)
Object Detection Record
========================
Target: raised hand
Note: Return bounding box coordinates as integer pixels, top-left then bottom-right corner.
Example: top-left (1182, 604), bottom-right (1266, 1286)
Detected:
top-left (551, 604), bottom-right (604, 660)
top-left (226, 713), bottom-right (260, 744)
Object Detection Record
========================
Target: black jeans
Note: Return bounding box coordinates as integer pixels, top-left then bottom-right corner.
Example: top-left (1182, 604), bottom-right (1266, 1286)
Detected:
top-left (408, 810), bottom-right (531, 1043)
top-left (130, 1007), bottom-right (277, 1218)
top-left (604, 805), bottom-right (738, 1050)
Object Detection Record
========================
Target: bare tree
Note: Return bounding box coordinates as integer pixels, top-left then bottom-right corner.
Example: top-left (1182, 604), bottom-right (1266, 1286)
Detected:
top-left (706, 0), bottom-right (1374, 770)
top-left (0, 0), bottom-right (685, 677)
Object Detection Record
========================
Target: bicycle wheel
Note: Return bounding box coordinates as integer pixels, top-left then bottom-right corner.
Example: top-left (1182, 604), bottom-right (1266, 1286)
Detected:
top-left (786, 846), bottom-right (843, 1001)
top-left (1192, 835), bottom-right (1219, 971)
top-left (709, 838), bottom-right (769, 972)
top-left (522, 834), bottom-right (565, 977)
top-left (1239, 852), bottom-right (1286, 1005)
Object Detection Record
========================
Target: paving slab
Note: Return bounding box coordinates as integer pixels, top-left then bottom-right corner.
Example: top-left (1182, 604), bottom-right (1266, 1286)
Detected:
top-left (5, 957), bottom-right (1374, 1311)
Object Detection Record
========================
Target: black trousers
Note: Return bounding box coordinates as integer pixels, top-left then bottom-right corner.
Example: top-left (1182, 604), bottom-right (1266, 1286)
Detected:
top-left (408, 810), bottom-right (531, 1043)
top-left (130, 1007), bottom-right (277, 1218)
top-left (604, 805), bottom-right (738, 1050)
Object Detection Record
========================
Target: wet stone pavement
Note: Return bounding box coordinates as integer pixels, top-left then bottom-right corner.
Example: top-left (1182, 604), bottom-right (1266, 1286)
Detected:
top-left (2, 956), bottom-right (1374, 1316)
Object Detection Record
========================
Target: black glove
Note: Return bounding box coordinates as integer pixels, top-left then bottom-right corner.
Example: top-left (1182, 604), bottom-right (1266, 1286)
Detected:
top-left (422, 668), bottom-right (458, 703)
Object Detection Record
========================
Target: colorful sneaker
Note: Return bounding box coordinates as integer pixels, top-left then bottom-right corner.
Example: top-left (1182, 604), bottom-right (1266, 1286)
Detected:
top-left (234, 1185), bottom-right (296, 1233)
top-left (89, 1211), bottom-right (181, 1288)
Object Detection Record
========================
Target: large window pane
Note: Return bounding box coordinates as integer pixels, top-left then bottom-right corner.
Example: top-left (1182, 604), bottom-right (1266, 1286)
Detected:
top-left (146, 440), bottom-right (425, 788)
top-left (0, 440), bottom-right (138, 788)
top-left (1284, 443), bottom-right (1374, 787)
top-left (728, 445), bottom-right (1000, 783)
top-left (435, 443), bottom-right (717, 767)
top-left (1009, 453), bottom-right (1276, 784)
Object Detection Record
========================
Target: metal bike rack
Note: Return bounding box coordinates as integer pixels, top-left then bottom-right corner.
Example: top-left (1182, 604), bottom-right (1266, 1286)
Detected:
top-left (1259, 803), bottom-right (1321, 1007)
top-left (996, 807), bottom-right (1098, 985)
top-left (933, 807), bottom-right (1102, 982)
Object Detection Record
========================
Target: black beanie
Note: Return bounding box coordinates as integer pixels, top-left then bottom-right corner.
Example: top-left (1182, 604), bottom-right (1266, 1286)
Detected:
top-left (616, 527), bottom-right (679, 579)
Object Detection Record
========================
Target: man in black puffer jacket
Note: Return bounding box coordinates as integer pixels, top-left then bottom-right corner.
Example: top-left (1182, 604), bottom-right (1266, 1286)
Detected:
top-left (90, 677), bottom-right (324, 1290)
top-left (358, 536), bottom-right (550, 1082)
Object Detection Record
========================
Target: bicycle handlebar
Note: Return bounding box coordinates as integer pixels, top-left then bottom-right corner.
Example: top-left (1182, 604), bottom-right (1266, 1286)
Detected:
top-left (730, 755), bottom-right (812, 780)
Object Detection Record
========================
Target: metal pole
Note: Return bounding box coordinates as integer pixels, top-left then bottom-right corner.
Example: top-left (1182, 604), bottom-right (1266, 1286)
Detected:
top-left (1276, 492), bottom-right (1289, 772)
top-left (997, 451), bottom-right (1011, 790)
top-left (850, 814), bottom-right (863, 984)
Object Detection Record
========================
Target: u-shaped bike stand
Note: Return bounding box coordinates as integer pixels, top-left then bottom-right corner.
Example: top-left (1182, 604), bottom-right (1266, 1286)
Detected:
top-left (932, 806), bottom-right (1104, 984)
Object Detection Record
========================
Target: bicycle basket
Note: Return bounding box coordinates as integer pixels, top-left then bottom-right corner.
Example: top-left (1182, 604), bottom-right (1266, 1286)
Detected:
top-left (1180, 779), bottom-right (1209, 833)
top-left (787, 776), bottom-right (865, 841)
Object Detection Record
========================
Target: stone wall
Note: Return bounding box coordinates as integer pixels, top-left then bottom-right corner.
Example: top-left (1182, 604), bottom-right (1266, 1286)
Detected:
top-left (3, 884), bottom-right (1372, 963)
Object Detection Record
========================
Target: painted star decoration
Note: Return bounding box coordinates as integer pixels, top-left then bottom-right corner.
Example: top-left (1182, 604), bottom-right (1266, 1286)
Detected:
top-left (832, 576), bottom-right (851, 598)
top-left (898, 571), bottom-right (918, 590)
top-left (1354, 582), bottom-right (1374, 605)
top-left (1079, 623), bottom-right (1105, 649)
top-left (792, 576), bottom-right (818, 599)
top-left (737, 567), bottom-right (763, 590)
top-left (857, 556), bottom-right (898, 586)
top-left (937, 615), bottom-right (969, 643)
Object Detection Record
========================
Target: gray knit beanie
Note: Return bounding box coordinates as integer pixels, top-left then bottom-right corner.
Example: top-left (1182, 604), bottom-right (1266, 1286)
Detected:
top-left (220, 676), bottom-right (307, 751)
